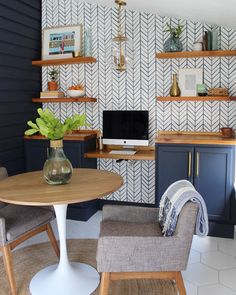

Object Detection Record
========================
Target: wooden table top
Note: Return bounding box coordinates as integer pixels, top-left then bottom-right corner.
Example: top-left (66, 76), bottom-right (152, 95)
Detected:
top-left (0, 169), bottom-right (123, 206)
top-left (156, 131), bottom-right (236, 146)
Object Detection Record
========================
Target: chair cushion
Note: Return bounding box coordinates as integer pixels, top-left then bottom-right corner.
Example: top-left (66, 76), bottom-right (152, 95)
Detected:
top-left (0, 205), bottom-right (54, 243)
top-left (100, 220), bottom-right (162, 237)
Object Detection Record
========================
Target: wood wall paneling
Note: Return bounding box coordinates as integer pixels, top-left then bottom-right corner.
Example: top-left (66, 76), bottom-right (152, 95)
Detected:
top-left (0, 0), bottom-right (41, 175)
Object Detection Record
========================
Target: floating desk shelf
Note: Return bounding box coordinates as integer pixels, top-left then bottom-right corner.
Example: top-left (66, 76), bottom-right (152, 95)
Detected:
top-left (84, 149), bottom-right (155, 161)
top-left (156, 50), bottom-right (236, 59)
top-left (157, 96), bottom-right (236, 102)
top-left (32, 97), bottom-right (97, 103)
top-left (32, 56), bottom-right (97, 66)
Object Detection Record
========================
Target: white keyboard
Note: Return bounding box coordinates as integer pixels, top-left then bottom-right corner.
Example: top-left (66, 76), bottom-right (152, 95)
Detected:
top-left (109, 150), bottom-right (137, 155)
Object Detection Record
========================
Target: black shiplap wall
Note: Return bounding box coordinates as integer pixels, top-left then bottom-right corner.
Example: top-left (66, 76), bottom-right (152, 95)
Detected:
top-left (0, 0), bottom-right (41, 175)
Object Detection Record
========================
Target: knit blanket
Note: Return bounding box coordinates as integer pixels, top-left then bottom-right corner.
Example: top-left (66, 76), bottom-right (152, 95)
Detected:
top-left (159, 180), bottom-right (209, 237)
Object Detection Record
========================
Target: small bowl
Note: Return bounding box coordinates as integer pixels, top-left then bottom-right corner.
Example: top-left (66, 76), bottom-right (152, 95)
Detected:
top-left (67, 89), bottom-right (85, 98)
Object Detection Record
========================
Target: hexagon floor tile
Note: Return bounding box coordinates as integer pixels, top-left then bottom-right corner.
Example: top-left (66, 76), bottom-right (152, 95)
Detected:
top-left (201, 251), bottom-right (236, 270)
top-left (188, 249), bottom-right (201, 264)
top-left (198, 284), bottom-right (236, 295)
top-left (219, 238), bottom-right (236, 257)
top-left (220, 268), bottom-right (236, 290)
top-left (184, 280), bottom-right (198, 295)
top-left (191, 235), bottom-right (218, 253)
top-left (182, 263), bottom-right (218, 286)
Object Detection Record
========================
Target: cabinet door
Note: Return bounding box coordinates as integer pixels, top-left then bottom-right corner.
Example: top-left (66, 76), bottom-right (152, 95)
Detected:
top-left (24, 140), bottom-right (83, 171)
top-left (156, 145), bottom-right (194, 204)
top-left (194, 147), bottom-right (234, 222)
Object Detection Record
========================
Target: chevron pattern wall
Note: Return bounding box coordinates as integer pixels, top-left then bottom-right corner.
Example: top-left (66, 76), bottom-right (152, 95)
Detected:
top-left (42, 0), bottom-right (236, 204)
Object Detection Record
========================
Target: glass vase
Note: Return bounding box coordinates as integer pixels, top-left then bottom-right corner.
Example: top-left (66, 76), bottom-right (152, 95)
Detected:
top-left (43, 140), bottom-right (73, 185)
top-left (163, 34), bottom-right (183, 52)
top-left (170, 73), bottom-right (181, 97)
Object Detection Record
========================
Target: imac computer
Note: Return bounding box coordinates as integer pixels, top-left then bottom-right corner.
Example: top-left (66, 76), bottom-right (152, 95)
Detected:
top-left (102, 110), bottom-right (149, 155)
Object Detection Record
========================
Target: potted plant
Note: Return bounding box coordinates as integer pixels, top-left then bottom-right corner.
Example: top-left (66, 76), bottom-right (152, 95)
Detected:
top-left (25, 108), bottom-right (88, 184)
top-left (163, 23), bottom-right (183, 52)
top-left (48, 69), bottom-right (59, 91)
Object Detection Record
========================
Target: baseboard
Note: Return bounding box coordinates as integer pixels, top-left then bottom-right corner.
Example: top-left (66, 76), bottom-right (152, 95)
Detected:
top-left (67, 200), bottom-right (99, 221)
top-left (208, 221), bottom-right (234, 238)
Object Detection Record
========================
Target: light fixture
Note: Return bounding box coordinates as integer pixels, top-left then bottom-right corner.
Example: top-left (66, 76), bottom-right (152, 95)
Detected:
top-left (112, 0), bottom-right (129, 72)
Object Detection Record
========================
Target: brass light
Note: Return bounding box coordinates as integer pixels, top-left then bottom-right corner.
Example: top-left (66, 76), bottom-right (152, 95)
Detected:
top-left (112, 0), bottom-right (128, 72)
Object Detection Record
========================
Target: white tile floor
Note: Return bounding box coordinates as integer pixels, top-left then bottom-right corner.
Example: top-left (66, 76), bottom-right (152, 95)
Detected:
top-left (17, 211), bottom-right (236, 295)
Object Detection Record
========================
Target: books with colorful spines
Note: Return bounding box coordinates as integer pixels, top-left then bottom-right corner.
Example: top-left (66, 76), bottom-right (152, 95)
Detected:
top-left (40, 91), bottom-right (65, 98)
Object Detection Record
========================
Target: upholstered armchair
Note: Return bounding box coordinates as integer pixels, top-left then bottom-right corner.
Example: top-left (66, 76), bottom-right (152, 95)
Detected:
top-left (0, 167), bottom-right (59, 295)
top-left (96, 202), bottom-right (198, 295)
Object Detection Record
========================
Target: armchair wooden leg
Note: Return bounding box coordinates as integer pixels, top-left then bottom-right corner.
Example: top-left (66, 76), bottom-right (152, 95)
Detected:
top-left (2, 245), bottom-right (17, 295)
top-left (175, 271), bottom-right (186, 295)
top-left (46, 223), bottom-right (60, 258)
top-left (99, 272), bottom-right (110, 295)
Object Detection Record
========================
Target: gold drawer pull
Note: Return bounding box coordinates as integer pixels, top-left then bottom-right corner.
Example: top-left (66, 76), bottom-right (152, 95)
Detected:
top-left (196, 152), bottom-right (200, 177)
top-left (188, 152), bottom-right (192, 177)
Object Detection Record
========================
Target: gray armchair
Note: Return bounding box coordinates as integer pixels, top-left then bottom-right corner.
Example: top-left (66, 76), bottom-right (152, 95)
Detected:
top-left (96, 202), bottom-right (198, 295)
top-left (0, 167), bottom-right (59, 295)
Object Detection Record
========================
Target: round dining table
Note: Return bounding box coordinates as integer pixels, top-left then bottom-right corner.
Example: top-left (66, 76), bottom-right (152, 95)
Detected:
top-left (0, 168), bottom-right (123, 295)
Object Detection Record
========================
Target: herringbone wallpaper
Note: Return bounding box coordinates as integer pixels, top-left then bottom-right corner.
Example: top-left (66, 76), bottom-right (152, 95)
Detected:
top-left (42, 0), bottom-right (236, 204)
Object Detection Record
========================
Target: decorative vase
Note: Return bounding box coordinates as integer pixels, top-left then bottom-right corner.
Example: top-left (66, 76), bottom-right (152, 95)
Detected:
top-left (47, 81), bottom-right (58, 91)
top-left (163, 34), bottom-right (183, 52)
top-left (43, 140), bottom-right (73, 185)
top-left (170, 73), bottom-right (181, 97)
top-left (84, 29), bottom-right (92, 56)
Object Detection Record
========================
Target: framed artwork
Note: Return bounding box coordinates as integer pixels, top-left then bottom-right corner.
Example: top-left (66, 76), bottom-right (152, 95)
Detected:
top-left (178, 68), bottom-right (203, 96)
top-left (42, 25), bottom-right (83, 60)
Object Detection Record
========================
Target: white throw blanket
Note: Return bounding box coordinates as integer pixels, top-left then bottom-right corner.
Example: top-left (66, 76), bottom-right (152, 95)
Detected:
top-left (159, 180), bottom-right (209, 237)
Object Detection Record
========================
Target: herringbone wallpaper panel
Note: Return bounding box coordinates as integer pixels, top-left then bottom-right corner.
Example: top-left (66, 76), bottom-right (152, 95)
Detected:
top-left (42, 0), bottom-right (236, 204)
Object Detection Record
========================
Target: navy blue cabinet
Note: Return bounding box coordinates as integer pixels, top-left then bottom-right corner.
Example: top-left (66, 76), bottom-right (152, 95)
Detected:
top-left (24, 138), bottom-right (98, 221)
top-left (156, 144), bottom-right (235, 238)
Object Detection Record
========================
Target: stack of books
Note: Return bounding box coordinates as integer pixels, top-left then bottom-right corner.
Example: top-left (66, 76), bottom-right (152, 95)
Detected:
top-left (40, 91), bottom-right (65, 99)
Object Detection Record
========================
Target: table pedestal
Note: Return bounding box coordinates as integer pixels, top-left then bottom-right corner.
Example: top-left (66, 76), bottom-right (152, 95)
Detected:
top-left (29, 204), bottom-right (100, 295)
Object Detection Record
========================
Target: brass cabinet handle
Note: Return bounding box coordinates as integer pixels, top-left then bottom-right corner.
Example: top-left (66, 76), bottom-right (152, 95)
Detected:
top-left (196, 152), bottom-right (200, 177)
top-left (188, 152), bottom-right (192, 177)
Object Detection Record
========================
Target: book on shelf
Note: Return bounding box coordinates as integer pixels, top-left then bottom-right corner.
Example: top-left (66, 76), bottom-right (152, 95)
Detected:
top-left (40, 91), bottom-right (65, 98)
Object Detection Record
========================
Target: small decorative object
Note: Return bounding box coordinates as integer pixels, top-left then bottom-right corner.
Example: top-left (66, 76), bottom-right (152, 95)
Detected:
top-left (84, 29), bottom-right (92, 56)
top-left (48, 69), bottom-right (59, 91)
top-left (212, 29), bottom-right (219, 50)
top-left (207, 30), bottom-right (212, 50)
top-left (25, 108), bottom-right (88, 184)
top-left (208, 87), bottom-right (228, 96)
top-left (67, 84), bottom-right (85, 97)
top-left (72, 50), bottom-right (81, 57)
top-left (170, 73), bottom-right (181, 97)
top-left (202, 31), bottom-right (208, 51)
top-left (193, 41), bottom-right (203, 51)
top-left (197, 84), bottom-right (207, 96)
top-left (42, 25), bottom-right (82, 60)
top-left (163, 23), bottom-right (183, 52)
top-left (221, 127), bottom-right (234, 138)
top-left (178, 68), bottom-right (203, 96)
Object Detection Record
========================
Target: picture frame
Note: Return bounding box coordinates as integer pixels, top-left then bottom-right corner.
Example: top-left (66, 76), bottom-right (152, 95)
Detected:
top-left (178, 68), bottom-right (203, 96)
top-left (42, 25), bottom-right (83, 60)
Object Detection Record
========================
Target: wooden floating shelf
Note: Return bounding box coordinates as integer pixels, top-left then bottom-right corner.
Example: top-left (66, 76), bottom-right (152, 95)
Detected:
top-left (156, 50), bottom-right (236, 59)
top-left (84, 149), bottom-right (155, 161)
top-left (32, 56), bottom-right (97, 66)
top-left (32, 97), bottom-right (97, 103)
top-left (157, 96), bottom-right (236, 102)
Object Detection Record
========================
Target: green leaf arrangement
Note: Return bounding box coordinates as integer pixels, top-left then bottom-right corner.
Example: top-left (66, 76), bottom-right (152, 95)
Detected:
top-left (165, 23), bottom-right (183, 38)
top-left (25, 108), bottom-right (88, 140)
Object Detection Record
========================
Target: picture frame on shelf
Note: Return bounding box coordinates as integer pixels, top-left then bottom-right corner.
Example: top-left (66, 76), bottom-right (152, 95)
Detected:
top-left (178, 68), bottom-right (203, 96)
top-left (42, 25), bottom-right (83, 60)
